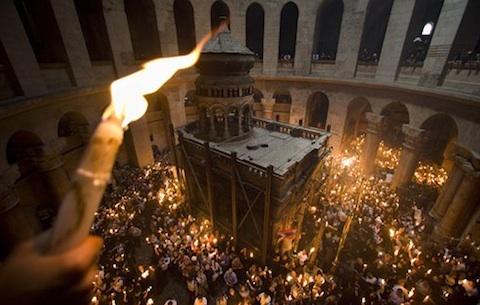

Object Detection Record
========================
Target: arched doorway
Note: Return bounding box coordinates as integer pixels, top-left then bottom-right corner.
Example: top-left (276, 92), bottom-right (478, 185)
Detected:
top-left (420, 114), bottom-right (458, 168)
top-left (174, 0), bottom-right (196, 55)
top-left (278, 2), bottom-right (299, 61)
top-left (124, 0), bottom-right (162, 60)
top-left (252, 88), bottom-right (263, 116)
top-left (342, 97), bottom-right (372, 146)
top-left (380, 102), bottom-right (410, 147)
top-left (246, 3), bottom-right (265, 59)
top-left (145, 93), bottom-right (169, 156)
top-left (273, 90), bottom-right (292, 122)
top-left (306, 92), bottom-right (329, 129)
top-left (211, 0), bottom-right (230, 30)
top-left (312, 0), bottom-right (343, 61)
top-left (358, 0), bottom-right (394, 64)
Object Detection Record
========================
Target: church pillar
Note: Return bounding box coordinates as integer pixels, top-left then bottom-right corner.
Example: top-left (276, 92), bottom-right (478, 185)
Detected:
top-left (0, 0), bottom-right (47, 96)
top-left (102, 0), bottom-right (135, 76)
top-left (50, 0), bottom-right (95, 87)
top-left (375, 0), bottom-right (416, 82)
top-left (34, 154), bottom-right (71, 210)
top-left (261, 98), bottom-right (275, 120)
top-left (334, 0), bottom-right (369, 78)
top-left (434, 157), bottom-right (480, 240)
top-left (293, 2), bottom-right (315, 75)
top-left (0, 185), bottom-right (40, 255)
top-left (418, 0), bottom-right (469, 88)
top-left (262, 3), bottom-right (280, 75)
top-left (153, 0), bottom-right (178, 56)
top-left (430, 156), bottom-right (465, 220)
top-left (192, 0), bottom-right (211, 46)
top-left (391, 125), bottom-right (428, 189)
top-left (360, 112), bottom-right (384, 175)
top-left (125, 117), bottom-right (154, 168)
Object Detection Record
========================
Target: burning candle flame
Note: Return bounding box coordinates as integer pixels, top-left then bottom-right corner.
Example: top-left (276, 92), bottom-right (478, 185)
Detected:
top-left (104, 31), bottom-right (215, 127)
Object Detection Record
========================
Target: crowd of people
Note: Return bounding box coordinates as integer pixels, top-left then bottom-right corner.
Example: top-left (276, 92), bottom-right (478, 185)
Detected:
top-left (89, 139), bottom-right (479, 305)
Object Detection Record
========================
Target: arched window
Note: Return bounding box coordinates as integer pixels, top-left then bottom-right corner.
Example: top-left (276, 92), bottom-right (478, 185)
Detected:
top-left (307, 92), bottom-right (329, 129)
top-left (342, 97), bottom-right (372, 145)
top-left (124, 0), bottom-right (161, 60)
top-left (422, 22), bottom-right (434, 36)
top-left (358, 0), bottom-right (394, 64)
top-left (312, 0), bottom-right (343, 61)
top-left (14, 0), bottom-right (67, 63)
top-left (211, 1), bottom-right (230, 30)
top-left (174, 0), bottom-right (196, 55)
top-left (448, 0), bottom-right (480, 64)
top-left (278, 2), bottom-right (299, 60)
top-left (253, 89), bottom-right (263, 103)
top-left (74, 0), bottom-right (112, 61)
top-left (246, 3), bottom-right (264, 59)
top-left (402, 0), bottom-right (444, 65)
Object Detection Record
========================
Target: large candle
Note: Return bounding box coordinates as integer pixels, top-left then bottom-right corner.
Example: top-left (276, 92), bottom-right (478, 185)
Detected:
top-left (48, 33), bottom-right (214, 253)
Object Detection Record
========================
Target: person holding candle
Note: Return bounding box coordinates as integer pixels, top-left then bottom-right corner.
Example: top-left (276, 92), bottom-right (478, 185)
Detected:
top-left (0, 235), bottom-right (102, 305)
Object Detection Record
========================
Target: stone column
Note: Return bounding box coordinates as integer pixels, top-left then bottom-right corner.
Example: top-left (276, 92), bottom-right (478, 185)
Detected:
top-left (34, 154), bottom-right (71, 210)
top-left (418, 0), bottom-right (469, 88)
top-left (391, 125), bottom-right (428, 189)
top-left (50, 0), bottom-right (95, 87)
top-left (360, 112), bottom-right (384, 175)
top-left (261, 98), bottom-right (275, 120)
top-left (334, 0), bottom-right (369, 78)
top-left (262, 3), bottom-right (280, 75)
top-left (102, 0), bottom-right (135, 76)
top-left (429, 156), bottom-right (465, 220)
top-left (434, 158), bottom-right (480, 239)
top-left (229, 2), bottom-right (245, 44)
top-left (192, 0), bottom-right (211, 46)
top-left (294, 3), bottom-right (316, 75)
top-left (375, 0), bottom-right (416, 82)
top-left (153, 0), bottom-right (179, 56)
top-left (0, 185), bottom-right (40, 254)
top-left (0, 0), bottom-right (47, 96)
top-left (125, 117), bottom-right (154, 168)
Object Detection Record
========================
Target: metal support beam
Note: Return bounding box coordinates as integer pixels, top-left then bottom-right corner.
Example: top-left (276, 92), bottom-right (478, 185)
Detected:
top-left (230, 152), bottom-right (238, 244)
top-left (262, 165), bottom-right (274, 265)
top-left (204, 142), bottom-right (215, 226)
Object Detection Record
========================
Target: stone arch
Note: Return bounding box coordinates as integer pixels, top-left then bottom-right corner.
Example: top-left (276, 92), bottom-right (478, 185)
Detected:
top-left (357, 0), bottom-right (394, 64)
top-left (278, 2), bottom-right (299, 60)
top-left (6, 131), bottom-right (44, 169)
top-left (211, 0), bottom-right (230, 30)
top-left (246, 2), bottom-right (265, 59)
top-left (380, 101), bottom-right (410, 147)
top-left (312, 0), bottom-right (343, 61)
top-left (74, 0), bottom-right (113, 61)
top-left (420, 113), bottom-right (458, 167)
top-left (124, 0), bottom-right (162, 60)
top-left (253, 88), bottom-right (264, 103)
top-left (174, 0), bottom-right (196, 54)
top-left (144, 93), bottom-right (169, 154)
top-left (306, 92), bottom-right (329, 129)
top-left (342, 97), bottom-right (372, 146)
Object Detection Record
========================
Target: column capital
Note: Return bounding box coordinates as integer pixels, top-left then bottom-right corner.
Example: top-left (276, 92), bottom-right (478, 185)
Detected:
top-left (365, 112), bottom-right (385, 135)
top-left (401, 124), bottom-right (428, 151)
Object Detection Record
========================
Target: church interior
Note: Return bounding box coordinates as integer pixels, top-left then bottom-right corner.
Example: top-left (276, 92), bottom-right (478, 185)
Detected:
top-left (0, 0), bottom-right (479, 304)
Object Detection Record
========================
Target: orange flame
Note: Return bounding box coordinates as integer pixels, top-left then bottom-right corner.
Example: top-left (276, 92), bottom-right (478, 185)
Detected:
top-left (103, 32), bottom-right (214, 127)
